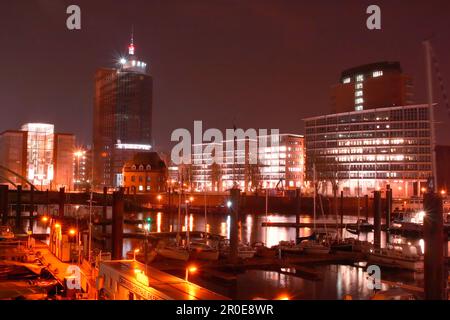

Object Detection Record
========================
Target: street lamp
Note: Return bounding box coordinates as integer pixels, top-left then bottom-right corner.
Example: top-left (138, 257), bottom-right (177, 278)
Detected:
top-left (69, 228), bottom-right (77, 236)
top-left (185, 265), bottom-right (197, 283)
top-left (133, 248), bottom-right (140, 261)
top-left (41, 216), bottom-right (49, 223)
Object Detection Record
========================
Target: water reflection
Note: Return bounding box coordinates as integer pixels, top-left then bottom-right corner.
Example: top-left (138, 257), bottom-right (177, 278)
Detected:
top-left (226, 266), bottom-right (391, 300)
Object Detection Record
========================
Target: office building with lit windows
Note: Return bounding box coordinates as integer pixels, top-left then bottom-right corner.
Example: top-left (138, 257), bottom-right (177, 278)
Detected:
top-left (93, 36), bottom-right (153, 189)
top-left (304, 104), bottom-right (432, 198)
top-left (73, 146), bottom-right (93, 191)
top-left (0, 123), bottom-right (75, 190)
top-left (190, 134), bottom-right (305, 192)
top-left (331, 61), bottom-right (414, 114)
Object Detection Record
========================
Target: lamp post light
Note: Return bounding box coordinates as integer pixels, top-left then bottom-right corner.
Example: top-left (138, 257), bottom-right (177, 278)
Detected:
top-left (133, 248), bottom-right (140, 261)
top-left (185, 265), bottom-right (197, 283)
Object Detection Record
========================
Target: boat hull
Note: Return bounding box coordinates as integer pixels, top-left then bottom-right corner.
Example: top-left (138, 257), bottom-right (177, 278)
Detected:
top-left (367, 253), bottom-right (424, 272)
top-left (156, 248), bottom-right (190, 261)
top-left (302, 245), bottom-right (330, 255)
top-left (191, 250), bottom-right (219, 261)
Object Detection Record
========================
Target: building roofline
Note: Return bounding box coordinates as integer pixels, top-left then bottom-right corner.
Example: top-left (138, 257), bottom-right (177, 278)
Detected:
top-left (303, 103), bottom-right (436, 121)
top-left (340, 61), bottom-right (402, 79)
top-left (0, 130), bottom-right (26, 136)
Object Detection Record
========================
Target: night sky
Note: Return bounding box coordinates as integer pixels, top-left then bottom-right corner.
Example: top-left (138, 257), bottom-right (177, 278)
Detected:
top-left (1, 0), bottom-right (450, 152)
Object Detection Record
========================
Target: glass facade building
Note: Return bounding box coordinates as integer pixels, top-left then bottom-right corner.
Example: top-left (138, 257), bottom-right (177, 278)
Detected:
top-left (189, 134), bottom-right (305, 192)
top-left (304, 104), bottom-right (432, 197)
top-left (93, 40), bottom-right (153, 189)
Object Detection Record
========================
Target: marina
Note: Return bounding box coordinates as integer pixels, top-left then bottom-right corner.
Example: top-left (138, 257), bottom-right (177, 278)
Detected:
top-left (1, 184), bottom-right (448, 300)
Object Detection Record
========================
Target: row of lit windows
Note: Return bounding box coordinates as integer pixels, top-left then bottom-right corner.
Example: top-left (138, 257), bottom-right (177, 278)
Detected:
top-left (305, 108), bottom-right (429, 127)
top-left (342, 70), bottom-right (383, 84)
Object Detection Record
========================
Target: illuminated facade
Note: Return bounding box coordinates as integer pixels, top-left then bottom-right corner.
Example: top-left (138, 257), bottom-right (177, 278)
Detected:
top-left (190, 134), bottom-right (305, 192)
top-left (22, 123), bottom-right (55, 188)
top-left (0, 124), bottom-right (74, 190)
top-left (304, 104), bottom-right (432, 198)
top-left (93, 36), bottom-right (153, 189)
top-left (122, 152), bottom-right (167, 194)
top-left (331, 61), bottom-right (414, 114)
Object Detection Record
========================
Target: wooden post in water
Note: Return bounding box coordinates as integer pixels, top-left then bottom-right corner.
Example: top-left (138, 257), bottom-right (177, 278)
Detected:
top-left (30, 187), bottom-right (35, 218)
top-left (45, 189), bottom-right (50, 217)
top-left (364, 195), bottom-right (369, 221)
top-left (229, 187), bottom-right (241, 264)
top-left (423, 192), bottom-right (446, 300)
top-left (15, 185), bottom-right (22, 232)
top-left (295, 188), bottom-right (301, 240)
top-left (112, 188), bottom-right (124, 260)
top-left (373, 191), bottom-right (381, 250)
top-left (58, 187), bottom-right (65, 218)
top-left (340, 191), bottom-right (344, 238)
top-left (0, 185), bottom-right (8, 225)
top-left (102, 186), bottom-right (108, 234)
top-left (386, 185), bottom-right (392, 244)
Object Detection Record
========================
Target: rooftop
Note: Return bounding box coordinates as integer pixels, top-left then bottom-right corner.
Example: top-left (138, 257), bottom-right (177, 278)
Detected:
top-left (99, 260), bottom-right (228, 300)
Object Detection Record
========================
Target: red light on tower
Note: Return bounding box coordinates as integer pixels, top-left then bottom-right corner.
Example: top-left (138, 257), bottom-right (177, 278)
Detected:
top-left (128, 43), bottom-right (135, 55)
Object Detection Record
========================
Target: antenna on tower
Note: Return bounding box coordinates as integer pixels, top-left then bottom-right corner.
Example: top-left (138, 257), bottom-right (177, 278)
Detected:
top-left (129, 25), bottom-right (135, 56)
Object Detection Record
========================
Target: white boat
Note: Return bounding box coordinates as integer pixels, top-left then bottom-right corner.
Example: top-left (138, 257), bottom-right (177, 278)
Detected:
top-left (367, 244), bottom-right (424, 272)
top-left (299, 240), bottom-right (330, 255)
top-left (220, 241), bottom-right (256, 259)
top-left (343, 238), bottom-right (373, 253)
top-left (125, 249), bottom-right (157, 263)
top-left (189, 242), bottom-right (219, 261)
top-left (0, 226), bottom-right (14, 240)
top-left (156, 246), bottom-right (190, 261)
top-left (237, 245), bottom-right (257, 259)
top-left (277, 240), bottom-right (304, 254)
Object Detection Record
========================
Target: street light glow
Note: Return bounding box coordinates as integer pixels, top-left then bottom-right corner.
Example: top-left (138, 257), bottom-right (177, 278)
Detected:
top-left (69, 228), bottom-right (77, 236)
top-left (227, 200), bottom-right (232, 208)
top-left (189, 266), bottom-right (197, 273)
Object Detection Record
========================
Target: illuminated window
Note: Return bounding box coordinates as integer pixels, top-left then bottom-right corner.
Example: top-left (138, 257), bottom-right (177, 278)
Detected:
top-left (356, 74), bottom-right (364, 82)
top-left (355, 98), bottom-right (364, 104)
top-left (355, 91), bottom-right (363, 97)
top-left (355, 105), bottom-right (363, 111)
top-left (356, 83), bottom-right (363, 89)
top-left (343, 77), bottom-right (351, 84)
top-left (373, 71), bottom-right (383, 78)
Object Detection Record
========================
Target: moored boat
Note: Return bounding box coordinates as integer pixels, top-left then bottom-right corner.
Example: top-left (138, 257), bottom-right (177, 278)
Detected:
top-left (299, 240), bottom-right (330, 255)
top-left (0, 226), bottom-right (14, 241)
top-left (155, 245), bottom-right (190, 261)
top-left (367, 244), bottom-right (424, 272)
top-left (277, 240), bottom-right (304, 254)
top-left (189, 242), bottom-right (219, 261)
top-left (219, 240), bottom-right (256, 259)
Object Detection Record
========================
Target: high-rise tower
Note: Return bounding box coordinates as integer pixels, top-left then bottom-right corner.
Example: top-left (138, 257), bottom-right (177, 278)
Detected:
top-left (330, 61), bottom-right (414, 113)
top-left (93, 34), bottom-right (153, 188)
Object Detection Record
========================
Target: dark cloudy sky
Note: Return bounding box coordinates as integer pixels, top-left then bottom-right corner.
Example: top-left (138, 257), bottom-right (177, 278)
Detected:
top-left (1, 0), bottom-right (450, 151)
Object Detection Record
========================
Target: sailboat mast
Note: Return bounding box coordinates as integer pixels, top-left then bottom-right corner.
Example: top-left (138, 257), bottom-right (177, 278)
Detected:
top-left (424, 40), bottom-right (438, 190)
top-left (204, 186), bottom-right (207, 234)
top-left (313, 163), bottom-right (316, 232)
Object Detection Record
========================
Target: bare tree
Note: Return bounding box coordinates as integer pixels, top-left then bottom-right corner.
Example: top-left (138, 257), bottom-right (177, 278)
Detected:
top-left (210, 162), bottom-right (222, 192)
top-left (245, 162), bottom-right (262, 193)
